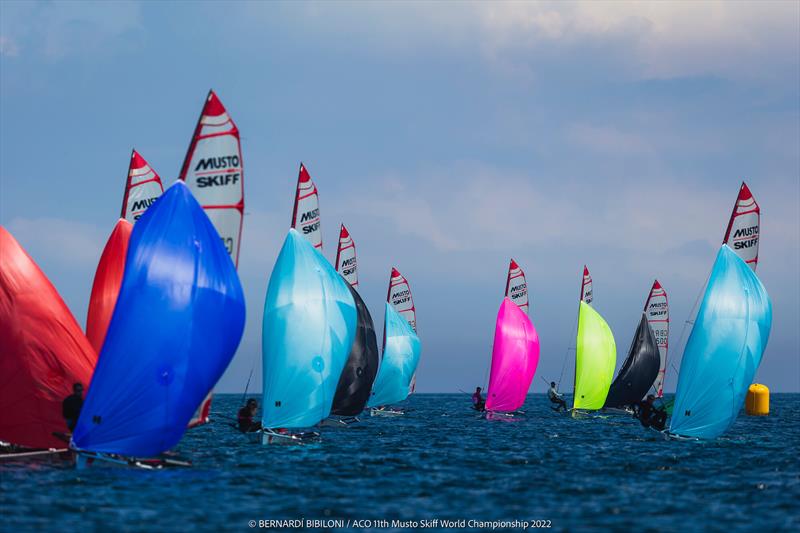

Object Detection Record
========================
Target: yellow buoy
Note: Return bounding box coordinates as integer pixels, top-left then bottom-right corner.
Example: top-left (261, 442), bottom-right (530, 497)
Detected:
top-left (745, 383), bottom-right (769, 416)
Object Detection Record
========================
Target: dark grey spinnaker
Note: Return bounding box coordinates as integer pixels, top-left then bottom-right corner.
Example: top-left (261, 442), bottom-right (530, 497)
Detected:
top-left (331, 283), bottom-right (380, 416)
top-left (603, 313), bottom-right (660, 408)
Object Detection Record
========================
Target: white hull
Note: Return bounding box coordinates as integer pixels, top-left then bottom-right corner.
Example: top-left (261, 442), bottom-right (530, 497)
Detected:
top-left (260, 429), bottom-right (320, 445)
top-left (73, 449), bottom-right (191, 469)
top-left (370, 408), bottom-right (404, 417)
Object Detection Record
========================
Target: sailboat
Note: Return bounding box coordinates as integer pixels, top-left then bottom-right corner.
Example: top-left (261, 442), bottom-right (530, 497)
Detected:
top-left (291, 163), bottom-right (322, 250)
top-left (327, 226), bottom-right (379, 424)
top-left (367, 303), bottom-right (422, 415)
top-left (573, 300), bottom-right (616, 412)
top-left (71, 182), bottom-right (246, 467)
top-left (179, 89), bottom-right (245, 427)
top-left (260, 229), bottom-right (357, 444)
top-left (0, 227), bottom-right (97, 456)
top-left (603, 312), bottom-right (660, 410)
top-left (335, 223), bottom-right (358, 287)
top-left (121, 149), bottom-right (164, 223)
top-left (484, 298), bottom-right (540, 418)
top-left (723, 182), bottom-right (760, 270)
top-left (505, 259), bottom-right (529, 313)
top-left (667, 245), bottom-right (771, 440)
top-left (645, 281), bottom-right (669, 397)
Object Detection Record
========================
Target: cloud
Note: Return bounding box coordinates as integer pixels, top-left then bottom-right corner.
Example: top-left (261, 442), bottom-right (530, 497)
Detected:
top-left (5, 217), bottom-right (104, 269)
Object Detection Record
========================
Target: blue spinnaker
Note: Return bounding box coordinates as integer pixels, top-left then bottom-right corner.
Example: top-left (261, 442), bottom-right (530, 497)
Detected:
top-left (669, 245), bottom-right (772, 439)
top-left (368, 303), bottom-right (421, 407)
top-left (261, 229), bottom-right (357, 429)
top-left (73, 182), bottom-right (246, 456)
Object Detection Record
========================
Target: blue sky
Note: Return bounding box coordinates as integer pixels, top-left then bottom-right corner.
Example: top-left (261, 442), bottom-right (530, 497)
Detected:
top-left (1, 1), bottom-right (798, 392)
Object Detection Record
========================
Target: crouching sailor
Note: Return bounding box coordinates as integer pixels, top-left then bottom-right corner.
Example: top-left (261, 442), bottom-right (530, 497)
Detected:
top-left (633, 394), bottom-right (667, 431)
top-left (547, 382), bottom-right (567, 412)
top-left (62, 382), bottom-right (84, 432)
top-left (237, 399), bottom-right (263, 433)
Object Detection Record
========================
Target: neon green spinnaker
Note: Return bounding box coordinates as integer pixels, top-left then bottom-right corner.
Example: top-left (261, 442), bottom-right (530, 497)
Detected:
top-left (574, 301), bottom-right (616, 410)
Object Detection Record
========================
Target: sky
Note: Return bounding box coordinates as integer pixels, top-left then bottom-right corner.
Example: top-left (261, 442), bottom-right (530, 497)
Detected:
top-left (1, 1), bottom-right (798, 393)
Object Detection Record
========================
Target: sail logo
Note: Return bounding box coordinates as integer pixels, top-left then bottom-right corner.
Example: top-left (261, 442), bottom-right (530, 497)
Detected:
top-left (732, 226), bottom-right (759, 238)
top-left (131, 197), bottom-right (158, 213)
top-left (299, 209), bottom-right (320, 224)
top-left (196, 173), bottom-right (240, 188)
top-left (342, 266), bottom-right (357, 276)
top-left (341, 257), bottom-right (356, 268)
top-left (194, 155), bottom-right (240, 171)
top-left (510, 283), bottom-right (527, 294)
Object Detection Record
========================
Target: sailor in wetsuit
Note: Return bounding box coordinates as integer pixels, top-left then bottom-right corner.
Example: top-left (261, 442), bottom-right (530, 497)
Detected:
top-left (237, 399), bottom-right (263, 433)
top-left (472, 387), bottom-right (485, 411)
top-left (548, 382), bottom-right (567, 412)
top-left (633, 394), bottom-right (667, 430)
top-left (62, 383), bottom-right (84, 432)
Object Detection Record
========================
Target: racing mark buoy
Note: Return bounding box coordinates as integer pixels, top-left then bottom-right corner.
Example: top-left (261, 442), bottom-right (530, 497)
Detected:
top-left (745, 383), bottom-right (769, 416)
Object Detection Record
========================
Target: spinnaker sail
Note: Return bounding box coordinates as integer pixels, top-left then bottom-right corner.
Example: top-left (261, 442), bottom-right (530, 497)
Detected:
top-left (85, 219), bottom-right (132, 353)
top-left (331, 283), bottom-right (379, 416)
top-left (335, 224), bottom-right (358, 287)
top-left (178, 89), bottom-right (244, 266)
top-left (368, 303), bottom-right (421, 407)
top-left (504, 259), bottom-right (529, 313)
top-left (669, 245), bottom-right (771, 439)
top-left (261, 229), bottom-right (357, 430)
top-left (644, 280), bottom-right (669, 397)
top-left (387, 267), bottom-right (416, 332)
top-left (573, 301), bottom-right (616, 410)
top-left (603, 313), bottom-right (660, 408)
top-left (580, 265), bottom-right (593, 305)
top-left (0, 227), bottom-right (97, 449)
top-left (290, 163), bottom-right (322, 250)
top-left (722, 182), bottom-right (760, 271)
top-left (72, 182), bottom-right (246, 457)
top-left (121, 150), bottom-right (164, 223)
top-left (485, 298), bottom-right (540, 413)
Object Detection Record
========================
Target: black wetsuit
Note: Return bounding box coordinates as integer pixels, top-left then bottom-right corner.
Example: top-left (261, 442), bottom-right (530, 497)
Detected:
top-left (62, 393), bottom-right (83, 431)
top-left (472, 393), bottom-right (485, 411)
top-left (634, 401), bottom-right (667, 430)
top-left (237, 407), bottom-right (262, 433)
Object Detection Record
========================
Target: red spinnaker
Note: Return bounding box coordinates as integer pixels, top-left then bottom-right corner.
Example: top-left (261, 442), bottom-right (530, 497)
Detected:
top-left (0, 227), bottom-right (96, 449)
top-left (85, 219), bottom-right (132, 353)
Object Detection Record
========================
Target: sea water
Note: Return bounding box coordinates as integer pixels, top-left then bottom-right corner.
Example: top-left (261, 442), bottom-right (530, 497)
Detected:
top-left (1, 394), bottom-right (798, 531)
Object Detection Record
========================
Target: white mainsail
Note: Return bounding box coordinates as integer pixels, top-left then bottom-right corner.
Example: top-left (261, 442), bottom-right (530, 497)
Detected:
top-left (291, 163), bottom-right (322, 250)
top-left (644, 280), bottom-right (669, 397)
top-left (335, 223), bottom-right (358, 287)
top-left (722, 181), bottom-right (760, 271)
top-left (121, 149), bottom-right (163, 223)
top-left (504, 258), bottom-right (529, 314)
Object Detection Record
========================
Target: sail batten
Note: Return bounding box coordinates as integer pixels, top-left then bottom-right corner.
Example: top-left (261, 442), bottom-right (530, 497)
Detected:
top-left (505, 259), bottom-right (529, 313)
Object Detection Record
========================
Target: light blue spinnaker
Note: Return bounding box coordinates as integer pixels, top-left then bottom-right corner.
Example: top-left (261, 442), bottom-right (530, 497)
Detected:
top-left (669, 245), bottom-right (772, 439)
top-left (261, 229), bottom-right (357, 429)
top-left (368, 303), bottom-right (421, 407)
top-left (73, 182), bottom-right (246, 457)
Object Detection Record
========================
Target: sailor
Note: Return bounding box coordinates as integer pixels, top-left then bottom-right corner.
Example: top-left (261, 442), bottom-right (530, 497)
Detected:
top-left (547, 382), bottom-right (567, 411)
top-left (62, 383), bottom-right (84, 432)
top-left (237, 399), bottom-right (262, 433)
top-left (633, 394), bottom-right (667, 430)
top-left (472, 387), bottom-right (485, 411)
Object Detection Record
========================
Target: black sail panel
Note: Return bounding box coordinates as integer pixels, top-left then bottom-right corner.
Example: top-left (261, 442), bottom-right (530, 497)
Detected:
top-left (604, 313), bottom-right (660, 408)
top-left (331, 283), bottom-right (380, 416)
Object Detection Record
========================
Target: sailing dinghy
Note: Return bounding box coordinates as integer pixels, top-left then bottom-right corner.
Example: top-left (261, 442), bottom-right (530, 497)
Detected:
top-left (179, 90), bottom-right (245, 427)
top-left (368, 303), bottom-right (421, 416)
top-left (291, 163), bottom-right (322, 250)
top-left (71, 182), bottom-right (246, 467)
top-left (260, 229), bottom-right (357, 444)
top-left (667, 245), bottom-right (771, 440)
top-left (335, 224), bottom-right (358, 287)
top-left (572, 301), bottom-right (616, 412)
top-left (505, 259), bottom-right (529, 313)
top-left (484, 298), bottom-right (540, 418)
top-left (0, 227), bottom-right (97, 456)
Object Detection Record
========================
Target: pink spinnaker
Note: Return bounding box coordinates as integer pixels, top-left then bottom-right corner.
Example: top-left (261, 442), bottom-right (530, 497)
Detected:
top-left (485, 298), bottom-right (540, 412)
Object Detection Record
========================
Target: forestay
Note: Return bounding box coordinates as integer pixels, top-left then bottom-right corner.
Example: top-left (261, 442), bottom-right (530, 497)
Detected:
top-left (72, 182), bottom-right (246, 457)
top-left (178, 89), bottom-right (244, 266)
top-left (121, 150), bottom-right (164, 223)
top-left (261, 229), bottom-right (357, 429)
top-left (291, 163), bottom-right (322, 250)
top-left (669, 245), bottom-right (771, 439)
top-left (335, 224), bottom-right (358, 287)
top-left (504, 259), bottom-right (529, 314)
top-left (722, 182), bottom-right (760, 271)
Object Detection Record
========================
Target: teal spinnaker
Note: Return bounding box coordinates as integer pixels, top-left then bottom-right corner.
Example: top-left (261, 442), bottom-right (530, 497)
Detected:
top-left (368, 303), bottom-right (421, 407)
top-left (669, 245), bottom-right (772, 439)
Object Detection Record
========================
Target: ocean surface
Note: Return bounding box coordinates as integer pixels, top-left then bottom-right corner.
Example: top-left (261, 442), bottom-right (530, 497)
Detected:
top-left (1, 393), bottom-right (798, 532)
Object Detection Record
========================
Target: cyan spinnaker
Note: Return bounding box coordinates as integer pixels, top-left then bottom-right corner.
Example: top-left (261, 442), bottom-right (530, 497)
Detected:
top-left (604, 313), bottom-right (660, 408)
top-left (485, 298), bottom-right (539, 413)
top-left (573, 301), bottom-right (616, 410)
top-left (368, 303), bottom-right (421, 407)
top-left (261, 229), bottom-right (357, 429)
top-left (331, 283), bottom-right (379, 416)
top-left (669, 245), bottom-right (771, 439)
top-left (72, 182), bottom-right (246, 457)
